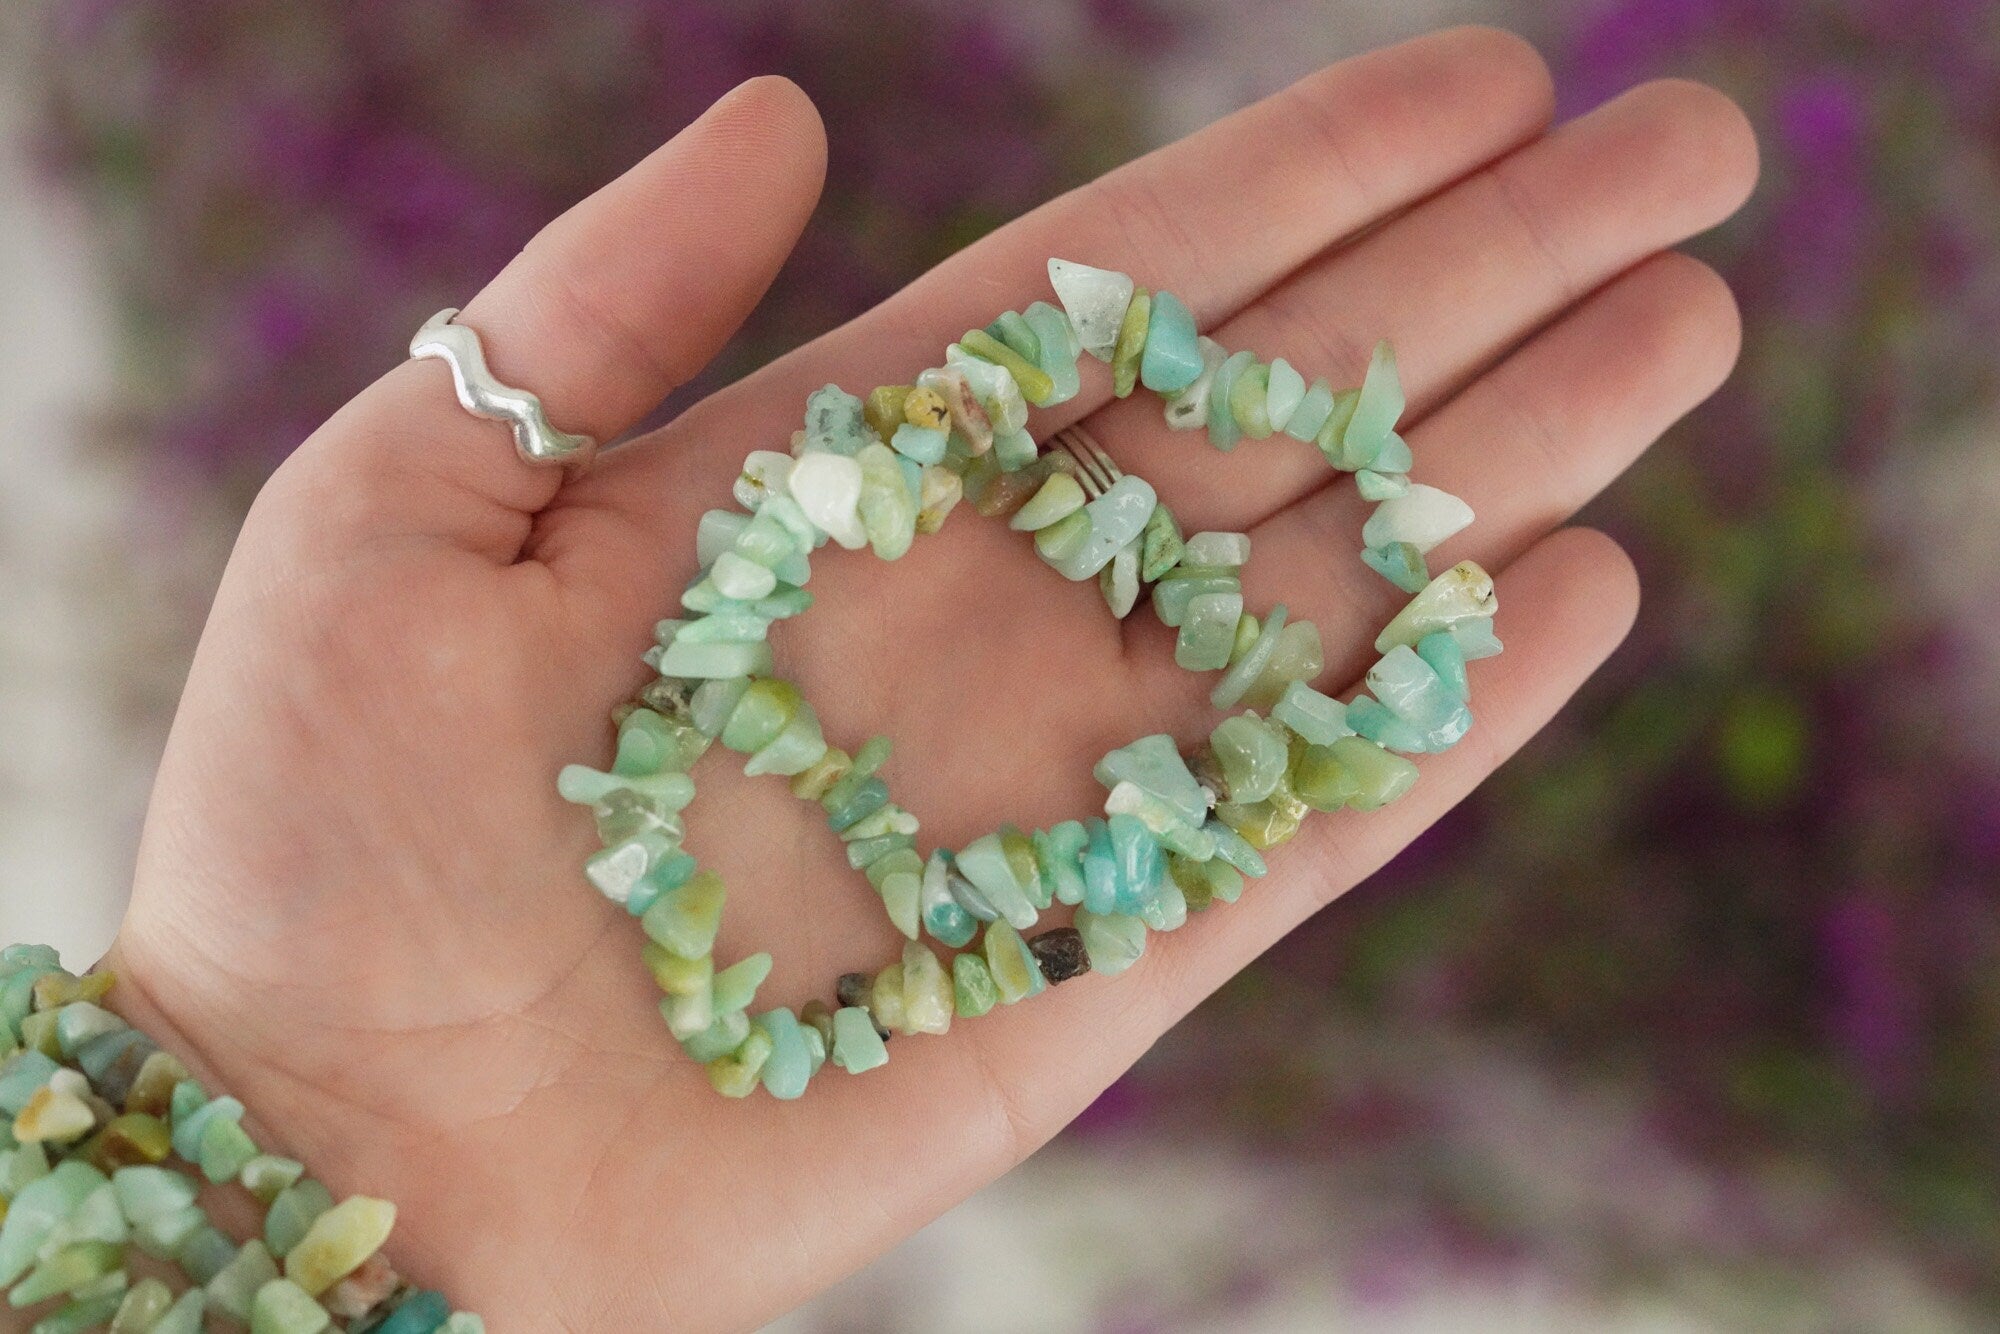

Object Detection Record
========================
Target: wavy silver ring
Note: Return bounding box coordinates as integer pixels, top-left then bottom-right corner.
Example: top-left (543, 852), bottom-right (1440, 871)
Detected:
top-left (409, 308), bottom-right (598, 469)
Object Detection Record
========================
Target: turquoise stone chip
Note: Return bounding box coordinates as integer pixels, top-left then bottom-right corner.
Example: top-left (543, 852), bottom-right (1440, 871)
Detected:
top-left (207, 1239), bottom-right (280, 1322)
top-left (955, 834), bottom-right (1037, 930)
top-left (1139, 503), bottom-right (1185, 581)
top-left (890, 422), bottom-right (948, 465)
top-left (825, 777), bottom-right (890, 833)
top-left (992, 428), bottom-right (1039, 473)
top-left (1264, 358), bottom-right (1306, 433)
top-left (1011, 473), bottom-right (1087, 531)
top-left (372, 1291), bottom-right (452, 1334)
top-left (681, 1011), bottom-right (750, 1064)
top-left (199, 1113), bottom-right (260, 1184)
top-left (1361, 542), bottom-right (1430, 594)
top-left (1204, 822), bottom-right (1268, 878)
top-left (1205, 350), bottom-right (1254, 451)
top-left (177, 1223), bottom-right (236, 1283)
top-left (1284, 377), bottom-right (1335, 441)
top-left (1374, 431), bottom-right (1414, 473)
top-left (249, 1278), bottom-right (331, 1334)
top-left (1140, 876), bottom-right (1189, 932)
top-left (1151, 572), bottom-right (1238, 627)
top-left (1033, 823), bottom-right (1091, 907)
top-left (753, 1010), bottom-right (813, 1100)
top-left (989, 309), bottom-right (1040, 363)
top-left (920, 854), bottom-right (978, 948)
top-left (1023, 301), bottom-right (1082, 405)
top-left (831, 1007), bottom-right (889, 1074)
top-left (54, 1002), bottom-right (124, 1057)
top-left (624, 852), bottom-right (695, 918)
top-left (1107, 814), bottom-right (1164, 914)
top-left (34, 1293), bottom-right (127, 1334)
top-left (1075, 910), bottom-right (1147, 976)
top-left (0, 1162), bottom-right (106, 1286)
top-left (1079, 819), bottom-right (1119, 915)
top-left (264, 1180), bottom-right (333, 1259)
top-left (802, 384), bottom-right (874, 456)
top-left (1417, 630), bottom-right (1470, 700)
top-left (148, 1290), bottom-right (207, 1334)
top-left (0, 1050), bottom-right (60, 1115)
top-left (1343, 341), bottom-right (1404, 465)
top-left (658, 638), bottom-right (773, 680)
top-left (1346, 696), bottom-right (1432, 754)
top-left (695, 509), bottom-right (749, 565)
top-left (1175, 591), bottom-right (1243, 671)
top-left (1091, 735), bottom-right (1206, 825)
top-left (1211, 603), bottom-right (1287, 709)
top-left (170, 1094), bottom-right (243, 1162)
top-left (712, 954), bottom-right (773, 1014)
top-left (1050, 475), bottom-right (1157, 581)
top-left (110, 1164), bottom-right (194, 1225)
top-left (1209, 714), bottom-right (1289, 804)
top-left (1355, 469), bottom-right (1409, 500)
top-left (1452, 618), bottom-right (1505, 660)
top-left (1138, 291), bottom-right (1202, 393)
top-left (845, 833), bottom-right (913, 869)
top-left (1273, 681), bottom-right (1353, 744)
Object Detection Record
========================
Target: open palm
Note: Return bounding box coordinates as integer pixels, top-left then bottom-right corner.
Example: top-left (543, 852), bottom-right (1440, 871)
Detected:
top-left (101, 29), bottom-right (1757, 1331)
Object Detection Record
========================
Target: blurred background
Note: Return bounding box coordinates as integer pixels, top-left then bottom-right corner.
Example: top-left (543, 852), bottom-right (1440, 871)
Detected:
top-left (3, 0), bottom-right (1997, 1329)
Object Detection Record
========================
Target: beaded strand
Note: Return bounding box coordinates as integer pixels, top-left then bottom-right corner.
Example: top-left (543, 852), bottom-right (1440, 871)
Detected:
top-left (0, 948), bottom-right (481, 1332)
top-left (559, 258), bottom-right (1502, 1099)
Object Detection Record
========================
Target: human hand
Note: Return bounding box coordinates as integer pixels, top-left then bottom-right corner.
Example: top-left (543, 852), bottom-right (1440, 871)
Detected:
top-left (101, 28), bottom-right (1756, 1330)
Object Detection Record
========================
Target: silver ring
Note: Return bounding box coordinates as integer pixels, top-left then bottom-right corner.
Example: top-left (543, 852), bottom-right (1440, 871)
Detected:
top-left (408, 308), bottom-right (597, 469)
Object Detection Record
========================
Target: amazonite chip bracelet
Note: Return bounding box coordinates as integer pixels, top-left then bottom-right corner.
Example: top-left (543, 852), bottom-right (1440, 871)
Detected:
top-left (558, 258), bottom-right (1500, 1099)
top-left (0, 949), bottom-right (481, 1333)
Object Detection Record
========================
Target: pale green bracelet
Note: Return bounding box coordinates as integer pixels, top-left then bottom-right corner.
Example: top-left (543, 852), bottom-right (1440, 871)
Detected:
top-left (0, 949), bottom-right (481, 1333)
top-left (561, 257), bottom-right (1502, 1098)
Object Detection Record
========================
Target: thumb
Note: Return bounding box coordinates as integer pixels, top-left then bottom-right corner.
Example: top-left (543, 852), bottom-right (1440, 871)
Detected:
top-left (258, 75), bottom-right (826, 562)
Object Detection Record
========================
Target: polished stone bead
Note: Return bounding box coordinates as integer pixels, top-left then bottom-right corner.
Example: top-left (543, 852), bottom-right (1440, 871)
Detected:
top-left (900, 943), bottom-right (953, 1036)
top-left (249, 1278), bottom-right (330, 1334)
top-left (9, 1238), bottom-right (122, 1307)
top-left (916, 366), bottom-right (995, 454)
top-left (916, 464), bottom-right (964, 533)
top-left (1361, 541), bottom-right (1430, 594)
top-left (824, 775), bottom-right (890, 833)
top-left (1240, 618), bottom-right (1325, 712)
top-left (753, 1010), bottom-right (814, 1100)
top-left (955, 834), bottom-right (1037, 930)
top-left (866, 850), bottom-right (925, 940)
top-left (1078, 818), bottom-right (1118, 915)
top-left (983, 921), bottom-right (1046, 1004)
top-left (208, 1240), bottom-right (281, 1323)
top-left (13, 1084), bottom-right (94, 1144)
top-left (1183, 531), bottom-right (1249, 567)
top-left (1264, 357), bottom-right (1306, 433)
top-left (1049, 258), bottom-right (1134, 360)
top-left (710, 549), bottom-right (777, 601)
top-left (1092, 734), bottom-right (1207, 826)
top-left (1034, 822), bottom-right (1091, 907)
top-left (991, 308), bottom-right (1043, 363)
top-left (1110, 288), bottom-right (1151, 397)
top-left (1150, 570), bottom-right (1239, 627)
top-left (1102, 783), bottom-right (1216, 861)
top-left (1453, 617), bottom-right (1505, 660)
top-left (830, 1007), bottom-right (888, 1073)
top-left (864, 385), bottom-right (914, 441)
top-left (706, 1028), bottom-right (774, 1098)
top-left (1362, 483), bottom-right (1473, 555)
top-left (1027, 928), bottom-right (1090, 984)
top-left (263, 1180), bottom-right (333, 1260)
top-left (169, 1092), bottom-right (242, 1163)
top-left (1100, 539), bottom-right (1141, 618)
top-left (789, 450), bottom-right (868, 550)
top-left (370, 1291), bottom-right (451, 1334)
top-left (1050, 475), bottom-right (1158, 581)
top-left (145, 1290), bottom-right (207, 1334)
top-left (1162, 336), bottom-right (1227, 432)
top-left (1139, 876), bottom-right (1189, 932)
top-left (1171, 852), bottom-right (1243, 908)
top-left (1343, 341), bottom-right (1405, 465)
top-left (0, 1163), bottom-right (103, 1285)
top-left (1139, 290), bottom-right (1203, 393)
top-left (890, 422), bottom-right (948, 466)
top-left (920, 853), bottom-right (978, 948)
top-left (734, 449), bottom-right (796, 512)
top-left (1010, 473), bottom-right (1086, 531)
top-left (1355, 469), bottom-right (1409, 500)
top-left (946, 348), bottom-right (1030, 435)
top-left (31, 1292), bottom-right (128, 1334)
top-left (1314, 387), bottom-right (1362, 467)
top-left (720, 679), bottom-right (799, 753)
top-left (641, 871), bottom-right (725, 959)
top-left (283, 1196), bottom-right (395, 1297)
top-left (1139, 503), bottom-right (1185, 580)
top-left (199, 1111), bottom-right (260, 1184)
top-left (1176, 591), bottom-right (1244, 671)
top-left (1211, 603), bottom-right (1287, 708)
top-left (54, 1002), bottom-right (123, 1058)
top-left (1273, 681), bottom-right (1353, 744)
top-left (946, 955), bottom-right (995, 1020)
top-left (1032, 508), bottom-right (1092, 566)
top-left (1074, 910), bottom-right (1147, 976)
top-left (1228, 360), bottom-right (1273, 438)
top-left (744, 705), bottom-right (828, 778)
top-left (959, 328), bottom-right (1053, 405)
top-left (1210, 714), bottom-right (1290, 803)
top-left (802, 384), bottom-right (875, 456)
top-left (1284, 377), bottom-right (1336, 442)
top-left (1205, 350), bottom-right (1255, 451)
top-left (902, 385), bottom-right (952, 433)
top-left (1374, 560), bottom-right (1498, 652)
top-left (1295, 735), bottom-right (1419, 811)
top-left (856, 442), bottom-right (918, 561)
top-left (1418, 630), bottom-right (1470, 699)
top-left (656, 637), bottom-right (774, 681)
top-left (1107, 814), bottom-right (1165, 914)
top-left (680, 1010), bottom-right (751, 1064)
top-left (689, 677), bottom-right (750, 737)
top-left (241, 1155), bottom-right (306, 1206)
top-left (1024, 301), bottom-right (1082, 405)
top-left (109, 1276), bottom-right (173, 1334)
